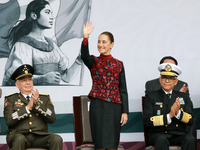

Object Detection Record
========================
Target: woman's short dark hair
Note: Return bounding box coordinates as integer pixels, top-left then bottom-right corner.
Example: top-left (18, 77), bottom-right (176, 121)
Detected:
top-left (159, 56), bottom-right (178, 65)
top-left (6, 0), bottom-right (49, 48)
top-left (100, 31), bottom-right (114, 43)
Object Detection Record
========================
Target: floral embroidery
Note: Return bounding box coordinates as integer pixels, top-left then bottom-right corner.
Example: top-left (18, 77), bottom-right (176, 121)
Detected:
top-left (89, 55), bottom-right (122, 103)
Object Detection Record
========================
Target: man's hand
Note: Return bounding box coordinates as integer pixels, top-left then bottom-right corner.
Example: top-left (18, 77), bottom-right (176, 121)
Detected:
top-left (175, 97), bottom-right (180, 115)
top-left (169, 97), bottom-right (180, 118)
top-left (169, 102), bottom-right (176, 118)
top-left (26, 88), bottom-right (39, 111)
top-left (31, 88), bottom-right (39, 104)
top-left (179, 84), bottom-right (188, 93)
top-left (26, 97), bottom-right (34, 111)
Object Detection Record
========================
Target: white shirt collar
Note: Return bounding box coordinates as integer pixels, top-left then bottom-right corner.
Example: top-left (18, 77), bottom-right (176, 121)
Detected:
top-left (162, 89), bottom-right (172, 95)
top-left (21, 93), bottom-right (32, 100)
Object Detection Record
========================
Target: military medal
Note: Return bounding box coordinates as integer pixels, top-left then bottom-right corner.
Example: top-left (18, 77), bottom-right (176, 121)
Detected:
top-left (157, 110), bottom-right (161, 115)
top-left (15, 101), bottom-right (24, 107)
top-left (179, 97), bottom-right (185, 105)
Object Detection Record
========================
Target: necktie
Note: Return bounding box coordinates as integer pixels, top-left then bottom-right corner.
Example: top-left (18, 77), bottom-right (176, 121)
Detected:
top-left (26, 96), bottom-right (30, 102)
top-left (167, 93), bottom-right (171, 99)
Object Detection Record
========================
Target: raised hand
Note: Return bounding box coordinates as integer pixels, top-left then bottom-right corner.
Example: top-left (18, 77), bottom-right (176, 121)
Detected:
top-left (175, 97), bottom-right (180, 115)
top-left (169, 97), bottom-right (180, 118)
top-left (26, 97), bottom-right (34, 110)
top-left (179, 84), bottom-right (188, 93)
top-left (169, 102), bottom-right (176, 118)
top-left (83, 21), bottom-right (94, 38)
top-left (31, 88), bottom-right (39, 104)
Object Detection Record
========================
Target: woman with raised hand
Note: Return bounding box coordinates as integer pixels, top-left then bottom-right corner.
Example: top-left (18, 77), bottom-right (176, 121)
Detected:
top-left (81, 21), bottom-right (129, 150)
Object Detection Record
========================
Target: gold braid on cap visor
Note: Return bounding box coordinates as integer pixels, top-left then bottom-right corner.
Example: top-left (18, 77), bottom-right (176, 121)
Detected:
top-left (160, 71), bottom-right (178, 77)
top-left (15, 73), bottom-right (32, 80)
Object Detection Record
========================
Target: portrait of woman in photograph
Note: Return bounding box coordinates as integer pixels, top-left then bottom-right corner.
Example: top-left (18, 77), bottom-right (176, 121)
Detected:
top-left (2, 0), bottom-right (84, 86)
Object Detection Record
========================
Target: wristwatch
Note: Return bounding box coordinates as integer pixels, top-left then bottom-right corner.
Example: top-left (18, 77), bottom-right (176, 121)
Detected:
top-left (35, 99), bottom-right (40, 107)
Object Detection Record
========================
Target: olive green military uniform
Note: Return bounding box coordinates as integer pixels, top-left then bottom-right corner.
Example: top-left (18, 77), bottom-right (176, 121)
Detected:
top-left (4, 93), bottom-right (63, 150)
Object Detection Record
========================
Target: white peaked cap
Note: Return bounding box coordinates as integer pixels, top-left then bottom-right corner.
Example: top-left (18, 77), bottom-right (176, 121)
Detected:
top-left (158, 63), bottom-right (182, 77)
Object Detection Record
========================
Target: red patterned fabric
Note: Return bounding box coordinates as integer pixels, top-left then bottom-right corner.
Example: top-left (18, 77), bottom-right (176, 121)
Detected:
top-left (83, 37), bottom-right (88, 45)
top-left (89, 54), bottom-right (123, 103)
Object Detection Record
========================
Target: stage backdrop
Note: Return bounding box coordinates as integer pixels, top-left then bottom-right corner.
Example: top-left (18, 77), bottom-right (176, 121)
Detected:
top-left (0, 0), bottom-right (200, 150)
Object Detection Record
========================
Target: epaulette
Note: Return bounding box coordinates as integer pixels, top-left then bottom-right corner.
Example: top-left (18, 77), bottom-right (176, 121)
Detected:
top-left (39, 94), bottom-right (49, 96)
top-left (5, 93), bottom-right (18, 98)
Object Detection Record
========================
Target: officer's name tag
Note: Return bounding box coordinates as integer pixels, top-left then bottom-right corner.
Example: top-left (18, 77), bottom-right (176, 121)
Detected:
top-left (156, 102), bottom-right (163, 105)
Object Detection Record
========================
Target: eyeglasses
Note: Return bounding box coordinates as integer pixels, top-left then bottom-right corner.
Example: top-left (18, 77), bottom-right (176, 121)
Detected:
top-left (161, 76), bottom-right (177, 82)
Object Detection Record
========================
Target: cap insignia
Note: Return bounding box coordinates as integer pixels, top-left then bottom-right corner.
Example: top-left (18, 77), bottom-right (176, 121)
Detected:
top-left (23, 65), bottom-right (29, 74)
top-left (165, 64), bottom-right (172, 72)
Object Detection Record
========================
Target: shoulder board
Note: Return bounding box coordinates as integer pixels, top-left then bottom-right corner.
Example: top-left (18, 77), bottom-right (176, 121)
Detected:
top-left (5, 93), bottom-right (18, 98)
top-left (39, 94), bottom-right (49, 96)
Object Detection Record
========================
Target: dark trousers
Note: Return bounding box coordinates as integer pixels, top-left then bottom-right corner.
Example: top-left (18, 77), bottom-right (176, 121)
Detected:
top-left (149, 133), bottom-right (195, 150)
top-left (7, 132), bottom-right (63, 150)
top-left (186, 117), bottom-right (197, 137)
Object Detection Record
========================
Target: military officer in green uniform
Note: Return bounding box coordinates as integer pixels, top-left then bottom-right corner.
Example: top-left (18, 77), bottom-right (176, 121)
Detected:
top-left (143, 62), bottom-right (195, 150)
top-left (4, 64), bottom-right (63, 150)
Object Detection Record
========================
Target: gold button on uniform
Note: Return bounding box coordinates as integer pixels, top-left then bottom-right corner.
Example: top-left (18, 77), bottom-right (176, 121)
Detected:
top-left (165, 131), bottom-right (167, 133)
top-left (17, 109), bottom-right (20, 111)
top-left (150, 117), bottom-right (154, 121)
top-left (29, 129), bottom-right (32, 132)
top-left (176, 124), bottom-right (178, 127)
top-left (165, 125), bottom-right (168, 127)
top-left (29, 122), bottom-right (32, 125)
top-left (29, 114), bottom-right (32, 117)
top-left (36, 113), bottom-right (39, 116)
